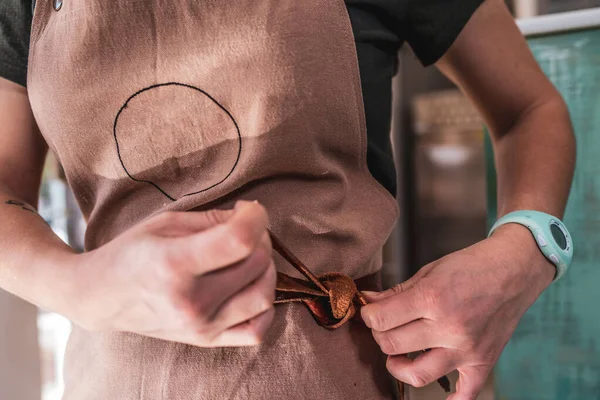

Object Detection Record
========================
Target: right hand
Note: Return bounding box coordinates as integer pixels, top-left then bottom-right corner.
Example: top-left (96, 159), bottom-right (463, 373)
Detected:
top-left (68, 200), bottom-right (276, 347)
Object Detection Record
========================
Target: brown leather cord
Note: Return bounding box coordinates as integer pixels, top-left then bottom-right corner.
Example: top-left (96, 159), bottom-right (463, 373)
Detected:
top-left (269, 230), bottom-right (451, 399)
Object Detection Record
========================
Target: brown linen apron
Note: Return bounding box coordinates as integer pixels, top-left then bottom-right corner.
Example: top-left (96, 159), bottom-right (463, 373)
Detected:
top-left (27, 0), bottom-right (400, 398)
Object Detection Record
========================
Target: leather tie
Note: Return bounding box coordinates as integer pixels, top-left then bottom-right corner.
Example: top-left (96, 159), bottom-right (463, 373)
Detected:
top-left (269, 230), bottom-right (451, 399)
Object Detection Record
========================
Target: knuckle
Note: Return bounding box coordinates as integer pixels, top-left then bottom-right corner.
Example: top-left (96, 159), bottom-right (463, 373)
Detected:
top-left (203, 209), bottom-right (228, 226)
top-left (385, 357), bottom-right (397, 376)
top-left (191, 316), bottom-right (213, 337)
top-left (192, 298), bottom-right (215, 325)
top-left (246, 317), bottom-right (271, 345)
top-left (390, 283), bottom-right (405, 295)
top-left (226, 227), bottom-right (255, 258)
top-left (379, 334), bottom-right (398, 355)
top-left (406, 369), bottom-right (433, 388)
top-left (421, 285), bottom-right (442, 312)
top-left (192, 319), bottom-right (217, 340)
top-left (369, 310), bottom-right (391, 331)
top-left (173, 290), bottom-right (213, 327)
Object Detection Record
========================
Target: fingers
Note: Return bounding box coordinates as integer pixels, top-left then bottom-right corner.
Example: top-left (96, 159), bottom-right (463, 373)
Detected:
top-left (209, 259), bottom-right (277, 333)
top-left (183, 238), bottom-right (272, 321)
top-left (447, 367), bottom-right (490, 400)
top-left (386, 348), bottom-right (458, 389)
top-left (147, 208), bottom-right (236, 238)
top-left (362, 263), bottom-right (435, 303)
top-left (174, 201), bottom-right (270, 274)
top-left (209, 308), bottom-right (276, 347)
top-left (360, 286), bottom-right (425, 331)
top-left (372, 319), bottom-right (444, 356)
top-left (362, 282), bottom-right (409, 303)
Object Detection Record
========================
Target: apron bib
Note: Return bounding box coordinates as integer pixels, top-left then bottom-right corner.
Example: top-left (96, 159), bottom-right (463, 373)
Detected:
top-left (28, 0), bottom-right (399, 398)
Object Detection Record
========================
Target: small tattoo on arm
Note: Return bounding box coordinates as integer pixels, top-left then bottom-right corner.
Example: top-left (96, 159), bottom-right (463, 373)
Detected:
top-left (5, 200), bottom-right (38, 214)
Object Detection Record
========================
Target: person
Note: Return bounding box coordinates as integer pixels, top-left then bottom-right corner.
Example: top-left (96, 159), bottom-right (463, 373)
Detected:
top-left (0, 0), bottom-right (575, 399)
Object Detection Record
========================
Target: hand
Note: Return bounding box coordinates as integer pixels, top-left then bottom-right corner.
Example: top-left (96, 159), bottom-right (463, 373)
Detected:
top-left (67, 200), bottom-right (276, 347)
top-left (361, 224), bottom-right (556, 399)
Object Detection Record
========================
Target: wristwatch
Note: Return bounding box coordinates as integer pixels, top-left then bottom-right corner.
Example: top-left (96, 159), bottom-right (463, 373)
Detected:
top-left (488, 210), bottom-right (573, 281)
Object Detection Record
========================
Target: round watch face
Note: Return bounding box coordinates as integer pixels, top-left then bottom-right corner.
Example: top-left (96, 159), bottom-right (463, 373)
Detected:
top-left (550, 221), bottom-right (568, 250)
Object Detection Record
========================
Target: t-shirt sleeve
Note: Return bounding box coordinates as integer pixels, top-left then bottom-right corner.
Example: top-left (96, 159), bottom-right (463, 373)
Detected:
top-left (406, 0), bottom-right (485, 66)
top-left (0, 0), bottom-right (33, 87)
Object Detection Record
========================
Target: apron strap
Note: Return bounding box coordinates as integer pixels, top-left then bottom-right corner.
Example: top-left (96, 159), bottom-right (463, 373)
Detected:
top-left (270, 230), bottom-right (368, 328)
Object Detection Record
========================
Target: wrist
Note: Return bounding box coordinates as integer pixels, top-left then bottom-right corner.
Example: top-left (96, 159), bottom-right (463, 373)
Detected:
top-left (32, 248), bottom-right (88, 323)
top-left (489, 223), bottom-right (556, 290)
top-left (53, 251), bottom-right (104, 329)
top-left (61, 249), bottom-right (127, 332)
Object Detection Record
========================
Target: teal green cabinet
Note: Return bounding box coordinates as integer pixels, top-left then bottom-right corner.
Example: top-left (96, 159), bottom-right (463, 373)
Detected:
top-left (487, 11), bottom-right (600, 400)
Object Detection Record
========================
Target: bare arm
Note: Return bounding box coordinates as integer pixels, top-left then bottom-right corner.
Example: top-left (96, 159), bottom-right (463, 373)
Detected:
top-left (436, 0), bottom-right (575, 220)
top-left (0, 77), bottom-right (276, 346)
top-left (0, 77), bottom-right (78, 315)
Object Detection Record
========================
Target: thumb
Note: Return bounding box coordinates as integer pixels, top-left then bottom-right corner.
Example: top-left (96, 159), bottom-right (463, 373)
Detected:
top-left (196, 200), bottom-right (260, 228)
top-left (149, 204), bottom-right (242, 238)
top-left (362, 263), bottom-right (434, 302)
top-left (362, 282), bottom-right (407, 303)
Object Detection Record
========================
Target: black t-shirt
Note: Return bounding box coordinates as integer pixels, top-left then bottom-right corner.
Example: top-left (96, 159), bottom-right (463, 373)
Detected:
top-left (0, 0), bottom-right (484, 195)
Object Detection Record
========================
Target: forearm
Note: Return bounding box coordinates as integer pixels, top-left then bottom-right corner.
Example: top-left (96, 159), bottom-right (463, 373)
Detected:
top-left (0, 187), bottom-right (80, 317)
top-left (489, 96), bottom-right (575, 286)
top-left (493, 96), bottom-right (575, 218)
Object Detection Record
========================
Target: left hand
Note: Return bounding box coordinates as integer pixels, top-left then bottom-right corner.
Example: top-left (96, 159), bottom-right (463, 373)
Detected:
top-left (361, 224), bottom-right (556, 399)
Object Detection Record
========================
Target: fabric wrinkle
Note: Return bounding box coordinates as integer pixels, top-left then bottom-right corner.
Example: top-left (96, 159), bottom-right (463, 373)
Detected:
top-left (27, 1), bottom-right (399, 398)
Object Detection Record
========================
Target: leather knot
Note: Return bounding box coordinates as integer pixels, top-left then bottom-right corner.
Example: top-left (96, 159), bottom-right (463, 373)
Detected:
top-left (321, 273), bottom-right (358, 321)
top-left (275, 271), bottom-right (365, 329)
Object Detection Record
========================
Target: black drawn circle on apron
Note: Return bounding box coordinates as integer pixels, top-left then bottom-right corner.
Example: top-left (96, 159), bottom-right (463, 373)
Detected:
top-left (113, 83), bottom-right (242, 201)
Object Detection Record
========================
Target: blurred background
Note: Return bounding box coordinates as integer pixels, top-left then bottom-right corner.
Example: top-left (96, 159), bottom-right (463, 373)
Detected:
top-left (1, 1), bottom-right (599, 399)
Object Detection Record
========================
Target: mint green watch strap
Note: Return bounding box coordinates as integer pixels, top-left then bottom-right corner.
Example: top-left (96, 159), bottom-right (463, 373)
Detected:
top-left (488, 210), bottom-right (573, 281)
